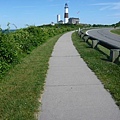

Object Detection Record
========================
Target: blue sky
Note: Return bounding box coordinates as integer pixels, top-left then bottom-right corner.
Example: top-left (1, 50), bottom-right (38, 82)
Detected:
top-left (0, 0), bottom-right (120, 29)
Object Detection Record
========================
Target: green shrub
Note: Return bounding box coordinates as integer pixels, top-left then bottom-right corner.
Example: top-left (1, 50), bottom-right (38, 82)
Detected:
top-left (0, 24), bottom-right (82, 79)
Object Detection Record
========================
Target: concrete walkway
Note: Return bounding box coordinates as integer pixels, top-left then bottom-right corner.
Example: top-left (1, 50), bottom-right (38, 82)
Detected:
top-left (38, 31), bottom-right (120, 120)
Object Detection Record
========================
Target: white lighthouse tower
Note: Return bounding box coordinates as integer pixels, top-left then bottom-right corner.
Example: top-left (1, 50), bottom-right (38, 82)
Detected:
top-left (64, 3), bottom-right (69, 24)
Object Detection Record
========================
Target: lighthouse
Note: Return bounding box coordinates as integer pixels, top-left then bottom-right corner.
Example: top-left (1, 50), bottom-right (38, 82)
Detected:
top-left (64, 3), bottom-right (69, 23)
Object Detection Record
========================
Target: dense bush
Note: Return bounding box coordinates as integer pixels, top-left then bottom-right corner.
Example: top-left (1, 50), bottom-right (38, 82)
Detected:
top-left (0, 24), bottom-right (81, 79)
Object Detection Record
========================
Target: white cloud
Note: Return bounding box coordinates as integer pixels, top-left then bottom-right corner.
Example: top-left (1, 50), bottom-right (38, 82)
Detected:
top-left (91, 2), bottom-right (120, 10)
top-left (108, 13), bottom-right (120, 18)
top-left (13, 6), bottom-right (36, 9)
top-left (112, 3), bottom-right (120, 10)
top-left (99, 6), bottom-right (110, 11)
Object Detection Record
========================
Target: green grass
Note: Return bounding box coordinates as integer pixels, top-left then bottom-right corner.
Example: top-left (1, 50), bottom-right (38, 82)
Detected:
top-left (111, 29), bottom-right (120, 35)
top-left (0, 34), bottom-right (62, 120)
top-left (72, 32), bottom-right (120, 108)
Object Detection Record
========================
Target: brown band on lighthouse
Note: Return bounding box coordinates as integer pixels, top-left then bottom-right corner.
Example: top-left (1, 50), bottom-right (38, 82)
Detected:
top-left (64, 13), bottom-right (68, 18)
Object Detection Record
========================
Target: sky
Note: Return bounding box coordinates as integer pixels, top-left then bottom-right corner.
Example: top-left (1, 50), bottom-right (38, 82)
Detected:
top-left (0, 0), bottom-right (120, 29)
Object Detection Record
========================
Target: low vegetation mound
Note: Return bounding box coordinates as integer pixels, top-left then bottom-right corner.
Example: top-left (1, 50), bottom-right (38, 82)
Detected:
top-left (0, 24), bottom-right (81, 79)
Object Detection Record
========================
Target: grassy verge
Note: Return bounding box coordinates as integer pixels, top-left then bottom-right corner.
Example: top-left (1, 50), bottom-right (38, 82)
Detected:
top-left (111, 29), bottom-right (120, 35)
top-left (0, 34), bottom-right (61, 120)
top-left (72, 32), bottom-right (120, 108)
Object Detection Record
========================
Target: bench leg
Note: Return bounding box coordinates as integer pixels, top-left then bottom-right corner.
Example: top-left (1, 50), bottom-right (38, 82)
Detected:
top-left (84, 36), bottom-right (89, 42)
top-left (92, 40), bottom-right (99, 48)
top-left (110, 49), bottom-right (120, 62)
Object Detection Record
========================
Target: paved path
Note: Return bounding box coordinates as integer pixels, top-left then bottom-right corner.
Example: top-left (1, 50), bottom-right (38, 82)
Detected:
top-left (38, 31), bottom-right (120, 120)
